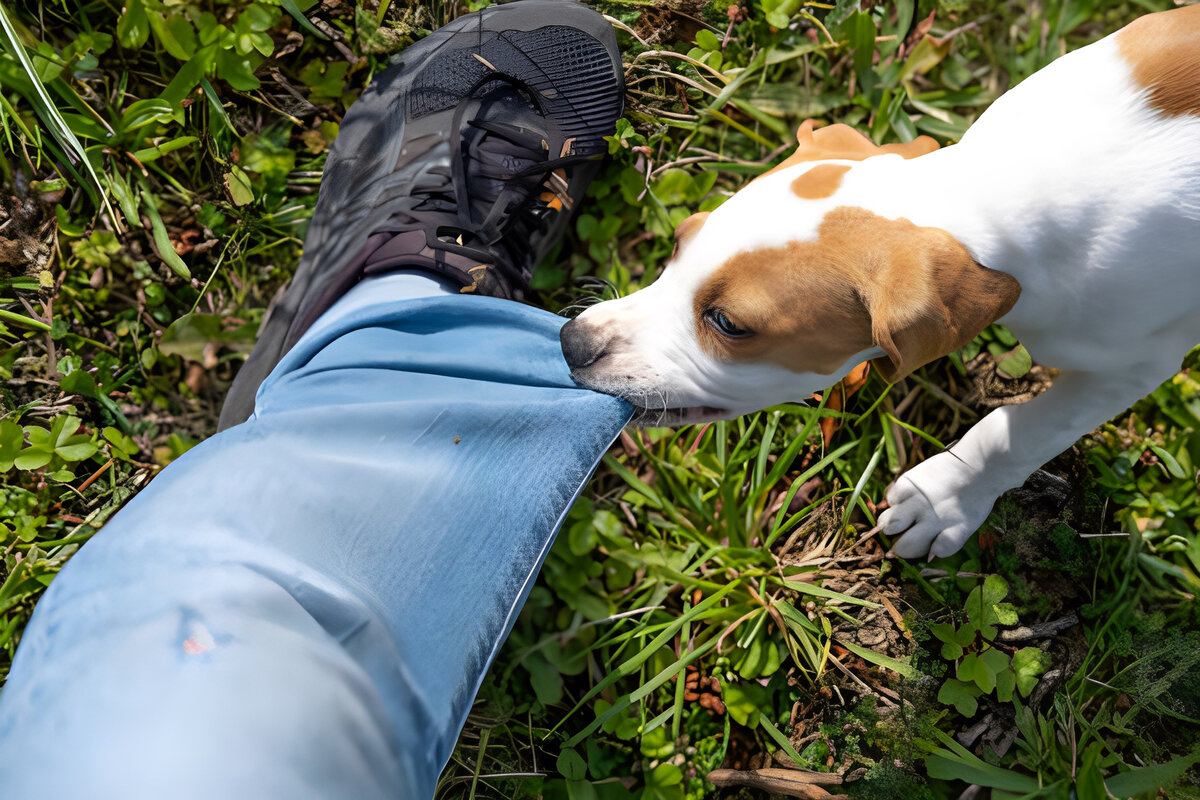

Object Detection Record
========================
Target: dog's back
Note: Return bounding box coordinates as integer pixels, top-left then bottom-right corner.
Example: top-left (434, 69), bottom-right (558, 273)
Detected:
top-left (925, 5), bottom-right (1200, 361)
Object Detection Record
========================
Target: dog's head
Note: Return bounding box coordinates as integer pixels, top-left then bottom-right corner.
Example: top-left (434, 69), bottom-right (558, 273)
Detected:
top-left (562, 122), bottom-right (1020, 424)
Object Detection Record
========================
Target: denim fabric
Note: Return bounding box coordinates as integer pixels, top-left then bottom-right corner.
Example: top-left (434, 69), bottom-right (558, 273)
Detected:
top-left (0, 273), bottom-right (632, 798)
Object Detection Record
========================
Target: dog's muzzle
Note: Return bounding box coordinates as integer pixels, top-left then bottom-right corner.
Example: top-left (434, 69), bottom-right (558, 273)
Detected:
top-left (560, 318), bottom-right (609, 370)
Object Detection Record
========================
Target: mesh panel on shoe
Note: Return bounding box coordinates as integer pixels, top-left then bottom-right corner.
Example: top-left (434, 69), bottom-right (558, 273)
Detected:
top-left (409, 26), bottom-right (621, 156)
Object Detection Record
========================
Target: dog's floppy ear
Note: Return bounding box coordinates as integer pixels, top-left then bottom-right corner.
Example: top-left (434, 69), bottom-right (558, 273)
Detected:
top-left (795, 119), bottom-right (941, 161)
top-left (860, 221), bottom-right (1020, 384)
top-left (672, 211), bottom-right (710, 255)
top-left (761, 121), bottom-right (940, 179)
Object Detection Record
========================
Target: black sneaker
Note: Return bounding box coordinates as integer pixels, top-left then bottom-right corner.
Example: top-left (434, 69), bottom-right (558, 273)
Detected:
top-left (218, 0), bottom-right (624, 430)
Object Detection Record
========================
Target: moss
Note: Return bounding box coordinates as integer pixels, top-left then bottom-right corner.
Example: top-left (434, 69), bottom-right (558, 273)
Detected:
top-left (993, 540), bottom-right (1023, 578)
top-left (903, 612), bottom-right (949, 680)
top-left (1103, 616), bottom-right (1200, 762)
top-left (847, 762), bottom-right (936, 800)
top-left (703, 0), bottom-right (740, 22)
top-left (1038, 522), bottom-right (1090, 577)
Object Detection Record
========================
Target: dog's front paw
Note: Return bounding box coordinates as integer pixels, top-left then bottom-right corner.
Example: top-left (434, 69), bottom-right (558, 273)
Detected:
top-left (878, 452), bottom-right (997, 560)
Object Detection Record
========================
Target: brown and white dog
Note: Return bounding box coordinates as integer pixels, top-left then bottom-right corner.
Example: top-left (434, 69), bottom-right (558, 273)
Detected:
top-left (560, 6), bottom-right (1200, 559)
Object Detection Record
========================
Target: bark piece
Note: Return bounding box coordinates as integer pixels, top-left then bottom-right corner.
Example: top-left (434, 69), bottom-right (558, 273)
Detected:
top-left (706, 768), bottom-right (848, 799)
top-left (998, 614), bottom-right (1079, 643)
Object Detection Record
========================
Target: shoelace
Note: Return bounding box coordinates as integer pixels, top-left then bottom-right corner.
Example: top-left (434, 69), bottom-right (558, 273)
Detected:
top-left (384, 72), bottom-right (596, 288)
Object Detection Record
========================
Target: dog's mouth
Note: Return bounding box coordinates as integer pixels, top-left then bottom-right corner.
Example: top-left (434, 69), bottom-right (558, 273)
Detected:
top-left (628, 404), bottom-right (727, 427)
top-left (566, 368), bottom-right (728, 425)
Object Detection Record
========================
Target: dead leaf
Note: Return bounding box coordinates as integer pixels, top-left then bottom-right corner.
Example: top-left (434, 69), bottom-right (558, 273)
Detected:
top-left (816, 361), bottom-right (871, 447)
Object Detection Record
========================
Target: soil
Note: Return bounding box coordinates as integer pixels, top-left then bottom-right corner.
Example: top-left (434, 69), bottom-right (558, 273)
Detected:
top-left (631, 0), bottom-right (717, 46)
top-left (963, 351), bottom-right (1056, 409)
top-left (0, 181), bottom-right (54, 277)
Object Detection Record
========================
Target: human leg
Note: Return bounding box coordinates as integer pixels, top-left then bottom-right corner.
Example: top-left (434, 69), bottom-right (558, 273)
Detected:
top-left (0, 272), bottom-right (631, 797)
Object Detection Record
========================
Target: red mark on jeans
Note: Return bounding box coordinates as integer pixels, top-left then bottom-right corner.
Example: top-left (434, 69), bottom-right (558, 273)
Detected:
top-left (182, 622), bottom-right (216, 655)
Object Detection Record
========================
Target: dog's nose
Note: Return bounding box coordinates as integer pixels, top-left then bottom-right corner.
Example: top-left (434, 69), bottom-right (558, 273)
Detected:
top-left (560, 319), bottom-right (608, 369)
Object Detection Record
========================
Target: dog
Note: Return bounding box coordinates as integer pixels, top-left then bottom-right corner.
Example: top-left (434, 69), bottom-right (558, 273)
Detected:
top-left (560, 5), bottom-right (1200, 560)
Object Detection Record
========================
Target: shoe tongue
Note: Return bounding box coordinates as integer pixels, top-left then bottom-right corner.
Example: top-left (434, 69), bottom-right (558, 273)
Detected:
top-left (354, 88), bottom-right (556, 296)
top-left (461, 88), bottom-right (553, 220)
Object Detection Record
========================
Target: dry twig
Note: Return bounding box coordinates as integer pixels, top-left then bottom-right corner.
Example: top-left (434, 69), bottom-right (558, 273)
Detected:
top-left (706, 768), bottom-right (849, 799)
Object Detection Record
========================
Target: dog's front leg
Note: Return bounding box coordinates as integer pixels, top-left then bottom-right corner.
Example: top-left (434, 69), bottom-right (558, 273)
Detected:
top-left (880, 365), bottom-right (1178, 559)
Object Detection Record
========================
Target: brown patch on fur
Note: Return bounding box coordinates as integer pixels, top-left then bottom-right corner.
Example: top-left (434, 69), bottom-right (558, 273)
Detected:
top-left (1117, 4), bottom-right (1200, 117)
top-left (791, 164), bottom-right (851, 199)
top-left (694, 207), bottom-right (1020, 382)
top-left (759, 120), bottom-right (940, 180)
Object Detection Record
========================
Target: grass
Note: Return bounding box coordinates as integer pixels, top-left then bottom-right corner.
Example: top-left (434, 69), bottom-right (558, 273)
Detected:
top-left (2, 0), bottom-right (1199, 798)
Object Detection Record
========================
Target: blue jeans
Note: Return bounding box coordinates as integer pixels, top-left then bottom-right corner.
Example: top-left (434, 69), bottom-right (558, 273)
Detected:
top-left (0, 273), bottom-right (632, 798)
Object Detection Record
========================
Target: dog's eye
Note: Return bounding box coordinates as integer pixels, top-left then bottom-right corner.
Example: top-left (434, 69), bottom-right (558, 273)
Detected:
top-left (706, 309), bottom-right (753, 339)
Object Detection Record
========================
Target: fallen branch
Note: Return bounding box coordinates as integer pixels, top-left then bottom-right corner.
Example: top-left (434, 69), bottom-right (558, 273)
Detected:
top-left (706, 768), bottom-right (849, 799)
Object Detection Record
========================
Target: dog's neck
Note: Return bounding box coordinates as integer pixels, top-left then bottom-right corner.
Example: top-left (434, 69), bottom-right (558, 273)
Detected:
top-left (868, 142), bottom-right (1089, 335)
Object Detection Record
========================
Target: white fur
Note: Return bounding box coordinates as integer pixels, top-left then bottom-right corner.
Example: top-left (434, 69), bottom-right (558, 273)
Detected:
top-left (571, 29), bottom-right (1200, 558)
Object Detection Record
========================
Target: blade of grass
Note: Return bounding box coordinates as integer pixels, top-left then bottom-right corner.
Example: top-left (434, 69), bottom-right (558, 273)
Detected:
top-left (758, 395), bottom-right (829, 499)
top-left (710, 46), bottom-right (769, 109)
top-left (884, 412), bottom-right (947, 450)
top-left (853, 380), bottom-right (894, 423)
top-left (0, 309), bottom-right (51, 331)
top-left (841, 437), bottom-right (884, 529)
top-left (602, 452), bottom-right (663, 508)
top-left (548, 581), bottom-right (740, 737)
top-left (468, 726), bottom-right (489, 800)
top-left (703, 107), bottom-right (776, 149)
top-left (138, 183), bottom-right (191, 280)
top-left (279, 0), bottom-right (329, 39)
top-left (836, 637), bottom-right (917, 678)
top-left (774, 578), bottom-right (880, 609)
top-left (671, 598), bottom-right (692, 741)
top-left (1105, 750), bottom-right (1200, 798)
top-left (766, 439), bottom-right (859, 546)
top-left (0, 7), bottom-right (118, 229)
top-left (753, 411), bottom-right (781, 491)
top-left (725, 413), bottom-right (762, 466)
top-left (0, 613), bottom-right (22, 651)
top-left (817, 614), bottom-right (833, 679)
top-left (925, 729), bottom-right (1040, 792)
top-left (757, 711), bottom-right (807, 767)
top-left (641, 705), bottom-right (675, 737)
top-left (773, 598), bottom-right (821, 635)
top-left (566, 635), bottom-right (720, 746)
